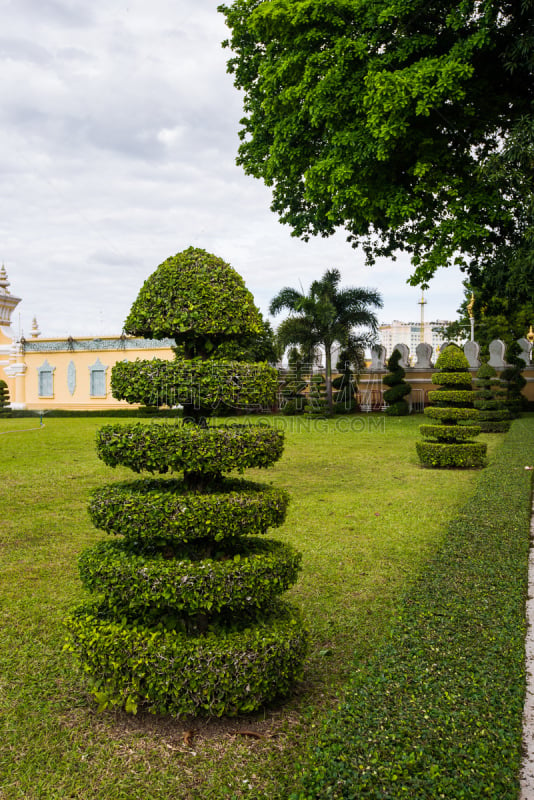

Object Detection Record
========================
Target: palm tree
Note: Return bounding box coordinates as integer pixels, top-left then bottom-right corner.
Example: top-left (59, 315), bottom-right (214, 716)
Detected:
top-left (270, 269), bottom-right (383, 411)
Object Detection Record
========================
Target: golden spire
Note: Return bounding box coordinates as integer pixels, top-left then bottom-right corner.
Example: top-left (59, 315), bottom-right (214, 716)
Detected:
top-left (527, 325), bottom-right (534, 344)
top-left (467, 293), bottom-right (475, 319)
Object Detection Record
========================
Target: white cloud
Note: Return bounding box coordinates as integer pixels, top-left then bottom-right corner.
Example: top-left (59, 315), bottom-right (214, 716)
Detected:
top-left (0, 0), bottom-right (465, 340)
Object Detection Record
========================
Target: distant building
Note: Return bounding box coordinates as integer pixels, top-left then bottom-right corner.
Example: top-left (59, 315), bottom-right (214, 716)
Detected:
top-left (378, 320), bottom-right (451, 362)
top-left (0, 267), bottom-right (174, 410)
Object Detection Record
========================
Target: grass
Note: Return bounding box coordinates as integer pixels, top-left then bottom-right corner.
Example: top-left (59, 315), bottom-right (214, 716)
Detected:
top-left (0, 414), bottom-right (505, 799)
top-left (296, 416), bottom-right (534, 799)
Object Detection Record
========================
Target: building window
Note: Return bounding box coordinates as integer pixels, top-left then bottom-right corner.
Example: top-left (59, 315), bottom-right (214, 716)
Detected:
top-left (37, 360), bottom-right (55, 397)
top-left (89, 358), bottom-right (108, 397)
top-left (67, 360), bottom-right (76, 396)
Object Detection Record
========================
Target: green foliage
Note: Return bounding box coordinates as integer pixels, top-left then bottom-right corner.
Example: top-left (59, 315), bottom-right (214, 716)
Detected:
top-left (430, 370), bottom-right (473, 387)
top-left (0, 380), bottom-right (10, 413)
top-left (111, 357), bottom-right (278, 410)
top-left (382, 349), bottom-right (410, 415)
top-left (434, 344), bottom-right (470, 372)
top-left (468, 118), bottom-right (534, 313)
top-left (279, 348), bottom-right (309, 415)
top-left (418, 345), bottom-right (485, 468)
top-left (305, 374), bottom-right (328, 417)
top-left (67, 252), bottom-right (306, 716)
top-left (427, 389), bottom-right (476, 406)
top-left (501, 339), bottom-right (528, 417)
top-left (220, 0), bottom-right (534, 288)
top-left (474, 362), bottom-right (512, 433)
top-left (419, 424), bottom-right (481, 443)
top-left (423, 406), bottom-right (479, 423)
top-left (78, 537), bottom-right (302, 619)
top-left (96, 422), bottom-right (285, 475)
top-left (89, 478), bottom-right (289, 544)
top-left (65, 600), bottom-right (307, 717)
top-left (475, 419), bottom-right (512, 433)
top-left (123, 247), bottom-right (262, 356)
top-left (270, 269), bottom-right (381, 411)
top-left (295, 421), bottom-right (530, 798)
top-left (204, 316), bottom-right (280, 364)
top-left (416, 442), bottom-right (487, 468)
top-left (332, 351), bottom-right (358, 414)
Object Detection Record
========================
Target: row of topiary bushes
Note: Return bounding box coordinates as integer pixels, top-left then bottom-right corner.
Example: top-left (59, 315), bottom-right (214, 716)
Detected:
top-left (293, 417), bottom-right (532, 799)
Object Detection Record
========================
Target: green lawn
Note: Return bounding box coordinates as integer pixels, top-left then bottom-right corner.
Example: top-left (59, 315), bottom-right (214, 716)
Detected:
top-left (0, 414), bottom-right (503, 799)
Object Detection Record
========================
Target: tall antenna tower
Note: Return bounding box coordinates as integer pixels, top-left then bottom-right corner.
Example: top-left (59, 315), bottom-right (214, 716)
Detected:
top-left (418, 292), bottom-right (427, 343)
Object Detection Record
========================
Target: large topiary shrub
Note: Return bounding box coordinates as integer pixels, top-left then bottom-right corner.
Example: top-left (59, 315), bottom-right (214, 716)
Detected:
top-left (416, 345), bottom-right (486, 468)
top-left (473, 362), bottom-right (511, 433)
top-left (65, 247), bottom-right (307, 716)
top-left (382, 348), bottom-right (411, 415)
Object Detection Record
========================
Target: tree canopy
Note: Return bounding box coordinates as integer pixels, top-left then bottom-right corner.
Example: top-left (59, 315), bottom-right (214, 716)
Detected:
top-left (269, 268), bottom-right (382, 409)
top-left (219, 0), bottom-right (534, 287)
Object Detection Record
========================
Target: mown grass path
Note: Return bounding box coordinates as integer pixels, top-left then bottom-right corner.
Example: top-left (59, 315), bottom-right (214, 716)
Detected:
top-left (0, 415), bottom-right (503, 799)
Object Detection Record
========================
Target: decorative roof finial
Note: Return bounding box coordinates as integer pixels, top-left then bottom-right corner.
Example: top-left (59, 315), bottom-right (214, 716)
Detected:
top-left (0, 264), bottom-right (10, 294)
top-left (527, 325), bottom-right (534, 344)
top-left (30, 316), bottom-right (41, 339)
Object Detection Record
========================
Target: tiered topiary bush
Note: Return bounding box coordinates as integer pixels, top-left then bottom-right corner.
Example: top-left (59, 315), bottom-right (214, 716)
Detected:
top-left (0, 379), bottom-right (10, 414)
top-left (280, 347), bottom-right (307, 415)
top-left (305, 374), bottom-right (328, 416)
top-left (416, 344), bottom-right (486, 468)
top-left (382, 348), bottom-right (411, 415)
top-left (332, 350), bottom-right (358, 414)
top-left (501, 340), bottom-right (527, 418)
top-left (473, 362), bottom-right (511, 433)
top-left (65, 247), bottom-right (307, 717)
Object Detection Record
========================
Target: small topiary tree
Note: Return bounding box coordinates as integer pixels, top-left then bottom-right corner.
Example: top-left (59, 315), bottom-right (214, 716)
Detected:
top-left (500, 340), bottom-right (527, 418)
top-left (305, 373), bottom-right (329, 417)
top-left (416, 344), bottom-right (487, 468)
top-left (473, 362), bottom-right (511, 433)
top-left (382, 348), bottom-right (411, 415)
top-left (0, 380), bottom-right (10, 414)
top-left (332, 349), bottom-right (358, 414)
top-left (65, 247), bottom-right (307, 716)
top-left (280, 347), bottom-right (308, 415)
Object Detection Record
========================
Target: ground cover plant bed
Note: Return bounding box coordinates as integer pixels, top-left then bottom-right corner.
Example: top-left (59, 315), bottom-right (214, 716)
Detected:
top-left (295, 416), bottom-right (534, 800)
top-left (0, 414), bottom-right (505, 798)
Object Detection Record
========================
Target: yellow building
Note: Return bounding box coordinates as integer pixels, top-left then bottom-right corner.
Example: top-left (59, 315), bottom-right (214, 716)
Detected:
top-left (0, 268), bottom-right (174, 410)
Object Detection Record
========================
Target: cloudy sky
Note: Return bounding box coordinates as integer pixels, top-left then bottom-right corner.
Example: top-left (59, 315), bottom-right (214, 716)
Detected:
top-left (0, 0), bottom-right (465, 340)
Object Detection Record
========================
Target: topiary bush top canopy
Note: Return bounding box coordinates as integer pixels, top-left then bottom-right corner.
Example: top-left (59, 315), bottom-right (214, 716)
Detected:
top-left (435, 344), bottom-right (470, 372)
top-left (123, 247), bottom-right (263, 350)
